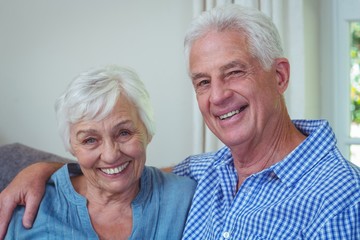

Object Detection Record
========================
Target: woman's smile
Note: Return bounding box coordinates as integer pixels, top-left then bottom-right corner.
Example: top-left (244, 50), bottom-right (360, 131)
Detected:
top-left (99, 162), bottom-right (130, 175)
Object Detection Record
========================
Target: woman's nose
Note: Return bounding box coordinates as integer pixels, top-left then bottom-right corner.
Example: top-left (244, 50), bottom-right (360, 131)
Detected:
top-left (100, 141), bottom-right (121, 163)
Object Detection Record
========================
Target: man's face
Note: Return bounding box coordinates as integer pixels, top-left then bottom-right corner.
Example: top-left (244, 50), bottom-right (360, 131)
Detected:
top-left (189, 30), bottom-right (287, 149)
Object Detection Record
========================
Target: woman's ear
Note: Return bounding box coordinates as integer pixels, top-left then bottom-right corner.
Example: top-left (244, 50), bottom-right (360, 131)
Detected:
top-left (69, 147), bottom-right (76, 157)
top-left (275, 58), bottom-right (290, 94)
top-left (147, 134), bottom-right (153, 144)
top-left (68, 140), bottom-right (76, 157)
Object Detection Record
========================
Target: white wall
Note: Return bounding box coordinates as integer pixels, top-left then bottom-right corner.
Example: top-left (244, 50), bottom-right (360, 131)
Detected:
top-left (304, 0), bottom-right (321, 119)
top-left (0, 0), bottom-right (194, 167)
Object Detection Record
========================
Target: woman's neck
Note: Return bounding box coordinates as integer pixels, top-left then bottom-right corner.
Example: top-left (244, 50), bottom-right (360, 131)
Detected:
top-left (71, 175), bottom-right (136, 239)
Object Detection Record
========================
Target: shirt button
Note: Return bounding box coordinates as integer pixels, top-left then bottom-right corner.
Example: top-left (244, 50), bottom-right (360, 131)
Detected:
top-left (223, 231), bottom-right (230, 239)
top-left (269, 172), bottom-right (278, 180)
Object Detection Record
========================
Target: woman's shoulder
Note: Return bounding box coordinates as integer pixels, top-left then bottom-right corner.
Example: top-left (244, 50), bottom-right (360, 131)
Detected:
top-left (144, 166), bottom-right (197, 192)
top-left (140, 166), bottom-right (196, 214)
top-left (47, 163), bottom-right (86, 204)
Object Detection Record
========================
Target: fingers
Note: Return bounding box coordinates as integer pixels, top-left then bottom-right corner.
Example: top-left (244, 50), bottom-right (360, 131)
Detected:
top-left (0, 187), bottom-right (43, 239)
top-left (22, 194), bottom-right (42, 229)
top-left (0, 193), bottom-right (17, 240)
top-left (0, 162), bottom-right (61, 238)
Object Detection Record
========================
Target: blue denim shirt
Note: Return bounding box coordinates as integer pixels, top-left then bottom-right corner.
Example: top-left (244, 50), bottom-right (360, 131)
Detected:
top-left (6, 164), bottom-right (196, 240)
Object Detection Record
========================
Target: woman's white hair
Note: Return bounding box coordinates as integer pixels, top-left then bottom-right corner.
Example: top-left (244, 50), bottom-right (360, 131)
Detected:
top-left (184, 4), bottom-right (284, 70)
top-left (55, 65), bottom-right (156, 152)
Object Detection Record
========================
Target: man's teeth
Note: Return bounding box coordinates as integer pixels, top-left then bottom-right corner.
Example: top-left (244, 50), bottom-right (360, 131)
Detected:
top-left (219, 110), bottom-right (240, 120)
top-left (101, 162), bottom-right (129, 175)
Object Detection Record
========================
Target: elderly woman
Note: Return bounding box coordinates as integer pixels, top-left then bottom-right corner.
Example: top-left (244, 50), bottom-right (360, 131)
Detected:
top-left (5, 65), bottom-right (196, 239)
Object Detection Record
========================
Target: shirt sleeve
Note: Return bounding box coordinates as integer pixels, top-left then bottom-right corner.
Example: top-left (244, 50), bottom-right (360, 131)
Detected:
top-left (172, 153), bottom-right (214, 182)
top-left (172, 157), bottom-right (192, 177)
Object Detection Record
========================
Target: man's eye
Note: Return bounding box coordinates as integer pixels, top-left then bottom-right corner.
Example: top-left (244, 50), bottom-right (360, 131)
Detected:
top-left (227, 70), bottom-right (244, 77)
top-left (197, 79), bottom-right (210, 87)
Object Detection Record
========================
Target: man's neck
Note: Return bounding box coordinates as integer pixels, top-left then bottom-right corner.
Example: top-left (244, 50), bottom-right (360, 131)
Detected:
top-left (231, 118), bottom-right (306, 187)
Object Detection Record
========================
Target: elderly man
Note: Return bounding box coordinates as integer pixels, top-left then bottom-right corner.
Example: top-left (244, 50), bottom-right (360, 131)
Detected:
top-left (1, 4), bottom-right (360, 239)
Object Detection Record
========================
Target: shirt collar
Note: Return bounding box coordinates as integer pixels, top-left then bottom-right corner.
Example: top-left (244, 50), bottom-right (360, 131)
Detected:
top-left (132, 166), bottom-right (151, 205)
top-left (213, 120), bottom-right (337, 188)
top-left (270, 120), bottom-right (336, 187)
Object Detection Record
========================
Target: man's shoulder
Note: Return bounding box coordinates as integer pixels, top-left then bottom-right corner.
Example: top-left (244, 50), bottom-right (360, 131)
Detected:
top-left (303, 157), bottom-right (360, 211)
top-left (334, 159), bottom-right (360, 189)
top-left (186, 151), bottom-right (217, 166)
top-left (188, 146), bottom-right (231, 166)
top-left (320, 152), bottom-right (360, 185)
top-left (172, 146), bottom-right (232, 182)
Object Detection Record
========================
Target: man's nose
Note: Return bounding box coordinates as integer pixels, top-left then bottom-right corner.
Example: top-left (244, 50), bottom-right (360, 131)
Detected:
top-left (209, 80), bottom-right (231, 105)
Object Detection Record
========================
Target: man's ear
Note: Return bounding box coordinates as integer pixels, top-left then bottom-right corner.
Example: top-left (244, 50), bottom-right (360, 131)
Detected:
top-left (275, 58), bottom-right (290, 94)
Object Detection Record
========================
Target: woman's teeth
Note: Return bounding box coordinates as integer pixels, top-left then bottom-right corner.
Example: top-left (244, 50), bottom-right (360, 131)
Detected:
top-left (219, 109), bottom-right (240, 120)
top-left (101, 162), bottom-right (129, 175)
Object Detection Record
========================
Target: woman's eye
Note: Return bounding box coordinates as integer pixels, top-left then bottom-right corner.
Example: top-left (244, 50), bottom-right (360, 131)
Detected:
top-left (118, 130), bottom-right (131, 138)
top-left (83, 137), bottom-right (97, 145)
top-left (120, 131), bottom-right (129, 136)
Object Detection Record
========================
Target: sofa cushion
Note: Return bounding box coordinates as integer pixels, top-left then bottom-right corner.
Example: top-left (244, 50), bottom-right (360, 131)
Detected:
top-left (0, 143), bottom-right (72, 191)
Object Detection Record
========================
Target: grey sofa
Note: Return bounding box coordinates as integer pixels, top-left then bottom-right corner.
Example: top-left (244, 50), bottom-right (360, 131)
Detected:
top-left (0, 143), bottom-right (72, 191)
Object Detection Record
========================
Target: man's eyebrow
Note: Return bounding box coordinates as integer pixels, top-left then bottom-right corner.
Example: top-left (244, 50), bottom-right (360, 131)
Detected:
top-left (190, 72), bottom-right (210, 81)
top-left (219, 60), bottom-right (246, 72)
top-left (190, 61), bottom-right (246, 81)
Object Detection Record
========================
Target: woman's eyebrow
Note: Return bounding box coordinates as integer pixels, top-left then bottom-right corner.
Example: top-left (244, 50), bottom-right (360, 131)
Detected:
top-left (112, 120), bottom-right (133, 130)
top-left (76, 129), bottom-right (97, 138)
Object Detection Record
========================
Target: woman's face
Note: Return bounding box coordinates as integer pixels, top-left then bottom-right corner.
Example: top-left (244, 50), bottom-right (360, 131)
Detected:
top-left (69, 94), bottom-right (150, 198)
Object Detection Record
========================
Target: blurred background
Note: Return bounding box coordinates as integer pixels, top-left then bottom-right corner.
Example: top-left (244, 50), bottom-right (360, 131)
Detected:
top-left (0, 0), bottom-right (359, 167)
top-left (0, 0), bottom-right (194, 167)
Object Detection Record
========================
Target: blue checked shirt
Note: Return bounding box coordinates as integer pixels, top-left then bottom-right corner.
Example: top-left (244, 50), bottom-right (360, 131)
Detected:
top-left (173, 120), bottom-right (360, 239)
